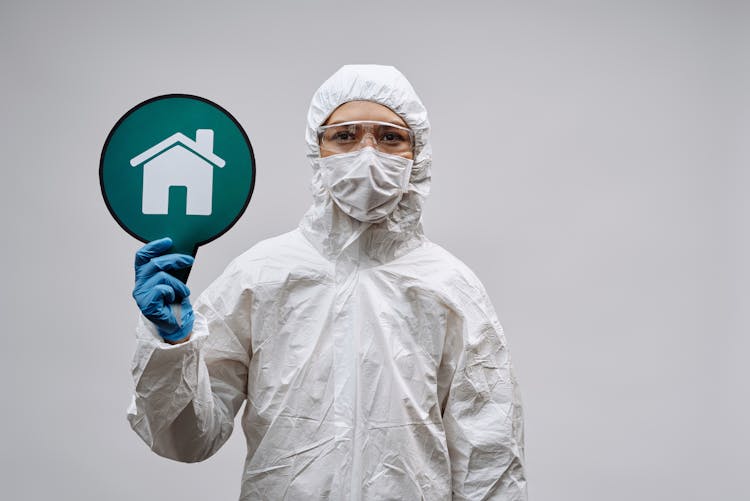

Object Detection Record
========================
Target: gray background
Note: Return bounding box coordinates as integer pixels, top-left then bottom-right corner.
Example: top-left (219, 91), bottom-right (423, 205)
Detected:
top-left (1, 0), bottom-right (747, 499)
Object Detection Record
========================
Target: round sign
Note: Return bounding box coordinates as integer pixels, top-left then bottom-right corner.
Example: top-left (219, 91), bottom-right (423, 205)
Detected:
top-left (100, 94), bottom-right (255, 268)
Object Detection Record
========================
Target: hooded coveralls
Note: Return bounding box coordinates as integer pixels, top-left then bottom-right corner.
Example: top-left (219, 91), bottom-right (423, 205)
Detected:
top-left (128, 65), bottom-right (527, 500)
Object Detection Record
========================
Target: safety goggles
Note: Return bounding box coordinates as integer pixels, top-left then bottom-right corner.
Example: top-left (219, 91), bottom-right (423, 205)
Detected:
top-left (317, 120), bottom-right (414, 155)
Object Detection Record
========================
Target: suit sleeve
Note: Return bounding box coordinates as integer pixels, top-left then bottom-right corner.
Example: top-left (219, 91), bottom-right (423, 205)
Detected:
top-left (438, 278), bottom-right (527, 500)
top-left (126, 261), bottom-right (252, 463)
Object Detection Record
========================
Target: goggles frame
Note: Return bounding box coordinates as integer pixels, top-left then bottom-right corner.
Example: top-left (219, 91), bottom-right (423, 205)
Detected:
top-left (317, 120), bottom-right (414, 155)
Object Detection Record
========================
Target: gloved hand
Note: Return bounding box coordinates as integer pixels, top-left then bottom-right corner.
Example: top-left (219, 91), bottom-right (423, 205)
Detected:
top-left (133, 238), bottom-right (195, 343)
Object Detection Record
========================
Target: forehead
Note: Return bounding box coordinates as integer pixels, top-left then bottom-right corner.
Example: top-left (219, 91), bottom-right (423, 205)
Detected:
top-left (324, 100), bottom-right (408, 127)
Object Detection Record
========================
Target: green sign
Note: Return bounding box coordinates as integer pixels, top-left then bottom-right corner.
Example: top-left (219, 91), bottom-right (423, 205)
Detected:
top-left (100, 94), bottom-right (255, 279)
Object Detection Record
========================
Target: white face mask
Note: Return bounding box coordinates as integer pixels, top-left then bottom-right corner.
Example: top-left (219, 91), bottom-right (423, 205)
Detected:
top-left (320, 147), bottom-right (413, 223)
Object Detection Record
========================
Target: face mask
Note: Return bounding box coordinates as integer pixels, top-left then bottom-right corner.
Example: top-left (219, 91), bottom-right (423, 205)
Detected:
top-left (320, 147), bottom-right (413, 223)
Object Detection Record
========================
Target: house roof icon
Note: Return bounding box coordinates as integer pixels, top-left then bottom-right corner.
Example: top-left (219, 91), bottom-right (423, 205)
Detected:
top-left (130, 129), bottom-right (226, 168)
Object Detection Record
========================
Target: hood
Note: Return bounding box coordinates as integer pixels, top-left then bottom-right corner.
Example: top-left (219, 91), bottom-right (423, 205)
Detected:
top-left (298, 64), bottom-right (432, 264)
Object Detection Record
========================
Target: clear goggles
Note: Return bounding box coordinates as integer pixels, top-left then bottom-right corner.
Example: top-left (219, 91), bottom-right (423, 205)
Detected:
top-left (317, 120), bottom-right (414, 155)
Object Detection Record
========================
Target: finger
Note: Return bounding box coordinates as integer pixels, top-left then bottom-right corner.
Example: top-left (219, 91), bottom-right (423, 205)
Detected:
top-left (136, 253), bottom-right (194, 281)
top-left (179, 298), bottom-right (194, 328)
top-left (151, 253), bottom-right (194, 272)
top-left (135, 238), bottom-right (173, 267)
top-left (142, 271), bottom-right (191, 299)
top-left (180, 295), bottom-right (193, 309)
top-left (140, 284), bottom-right (176, 320)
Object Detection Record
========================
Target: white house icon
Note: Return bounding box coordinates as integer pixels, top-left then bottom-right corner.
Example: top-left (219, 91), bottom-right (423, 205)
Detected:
top-left (130, 129), bottom-right (226, 215)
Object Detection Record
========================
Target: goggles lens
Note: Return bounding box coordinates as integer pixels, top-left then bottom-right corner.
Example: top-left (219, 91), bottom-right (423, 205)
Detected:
top-left (317, 121), bottom-right (414, 155)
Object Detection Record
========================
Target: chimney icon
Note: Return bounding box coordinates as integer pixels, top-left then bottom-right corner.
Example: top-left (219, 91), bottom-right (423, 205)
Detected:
top-left (195, 129), bottom-right (214, 156)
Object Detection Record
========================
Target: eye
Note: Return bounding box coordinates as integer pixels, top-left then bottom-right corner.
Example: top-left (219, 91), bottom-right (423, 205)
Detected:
top-left (332, 131), bottom-right (355, 141)
top-left (379, 127), bottom-right (409, 144)
top-left (325, 127), bottom-right (357, 143)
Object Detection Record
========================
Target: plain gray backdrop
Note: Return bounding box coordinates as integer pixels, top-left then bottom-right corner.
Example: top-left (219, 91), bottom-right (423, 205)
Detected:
top-left (1, 1), bottom-right (747, 499)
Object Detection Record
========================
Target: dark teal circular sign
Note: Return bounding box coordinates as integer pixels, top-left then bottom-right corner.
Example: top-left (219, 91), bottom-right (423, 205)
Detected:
top-left (100, 94), bottom-right (255, 264)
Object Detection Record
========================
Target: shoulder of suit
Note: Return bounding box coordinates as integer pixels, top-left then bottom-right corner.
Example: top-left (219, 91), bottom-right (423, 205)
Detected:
top-left (222, 229), bottom-right (328, 283)
top-left (392, 240), bottom-right (489, 296)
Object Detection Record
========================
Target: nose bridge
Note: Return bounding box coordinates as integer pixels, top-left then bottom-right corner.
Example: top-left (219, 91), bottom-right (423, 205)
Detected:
top-left (358, 124), bottom-right (378, 147)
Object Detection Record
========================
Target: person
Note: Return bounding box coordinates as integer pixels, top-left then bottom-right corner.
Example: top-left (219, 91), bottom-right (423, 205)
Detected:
top-left (128, 64), bottom-right (527, 500)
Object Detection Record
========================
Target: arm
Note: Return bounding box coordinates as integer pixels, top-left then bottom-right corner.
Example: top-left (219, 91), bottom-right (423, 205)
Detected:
top-left (127, 260), bottom-right (252, 463)
top-left (438, 284), bottom-right (527, 500)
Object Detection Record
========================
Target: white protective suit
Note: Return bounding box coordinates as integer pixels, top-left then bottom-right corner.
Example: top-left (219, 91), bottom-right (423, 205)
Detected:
top-left (128, 65), bottom-right (527, 500)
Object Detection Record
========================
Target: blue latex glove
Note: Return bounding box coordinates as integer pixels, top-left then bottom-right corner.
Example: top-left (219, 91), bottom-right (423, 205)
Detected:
top-left (132, 238), bottom-right (195, 343)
